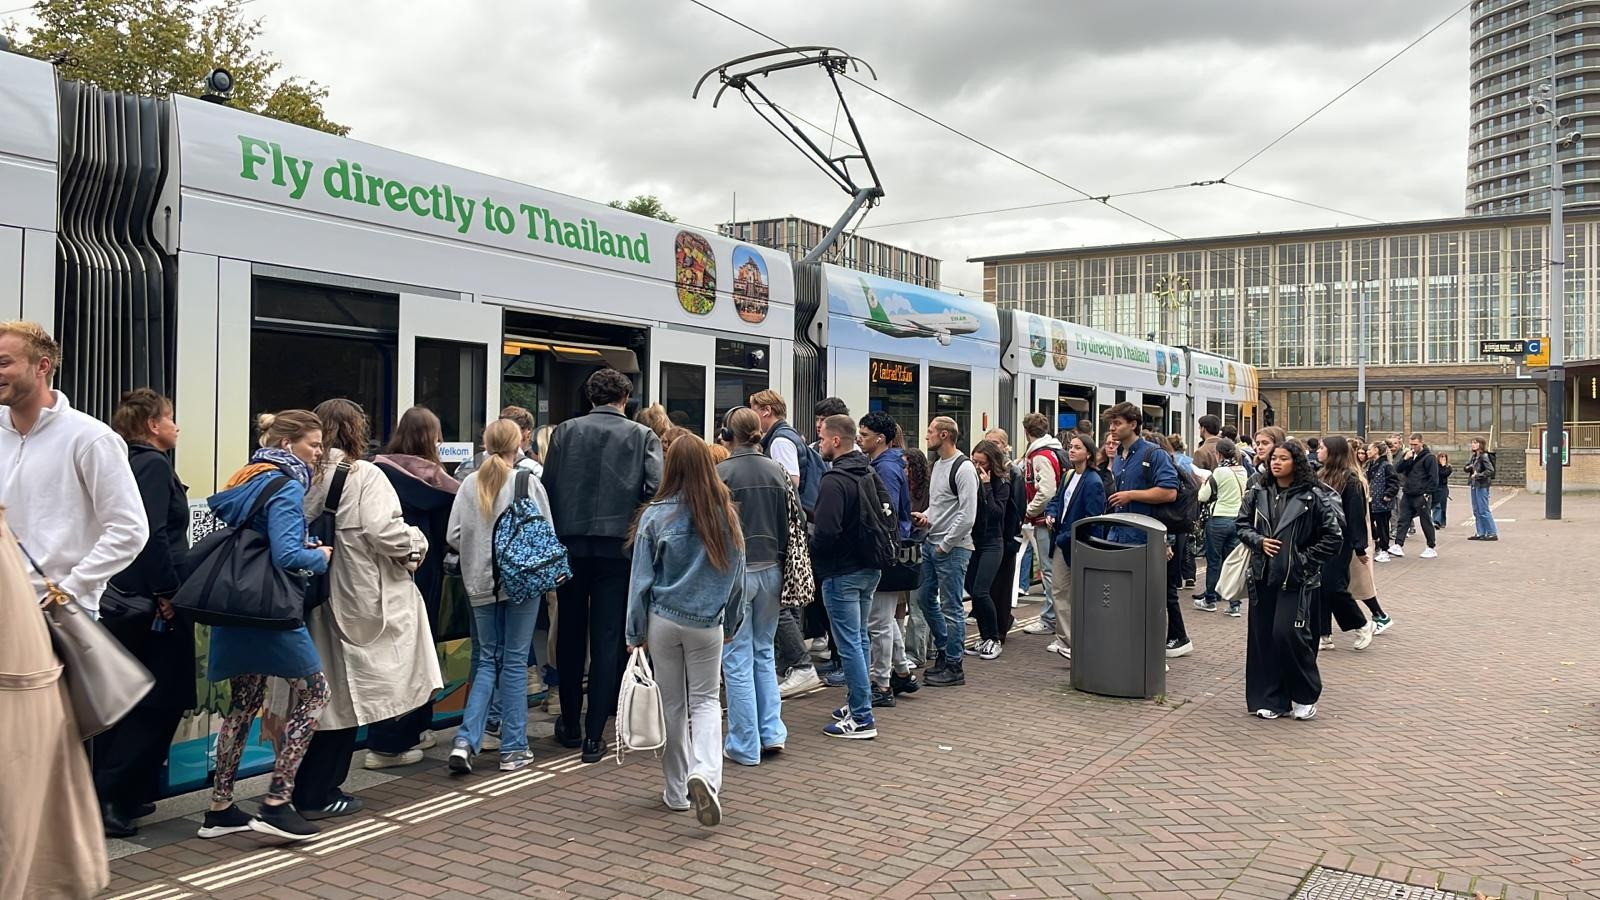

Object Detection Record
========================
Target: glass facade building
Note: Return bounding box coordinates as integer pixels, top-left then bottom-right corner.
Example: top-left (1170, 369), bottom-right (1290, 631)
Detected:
top-left (721, 217), bottom-right (942, 288)
top-left (1469, 0), bottom-right (1600, 215)
top-left (973, 211), bottom-right (1600, 456)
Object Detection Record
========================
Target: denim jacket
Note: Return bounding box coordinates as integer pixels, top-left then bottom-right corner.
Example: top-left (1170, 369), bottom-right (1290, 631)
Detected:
top-left (625, 496), bottom-right (747, 646)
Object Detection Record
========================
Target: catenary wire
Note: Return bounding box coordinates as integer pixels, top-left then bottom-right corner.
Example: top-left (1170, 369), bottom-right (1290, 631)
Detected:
top-left (1223, 181), bottom-right (1382, 224)
top-left (1220, 1), bottom-right (1471, 180)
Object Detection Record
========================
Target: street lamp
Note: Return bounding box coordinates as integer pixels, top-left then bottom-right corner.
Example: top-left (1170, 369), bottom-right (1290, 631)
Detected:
top-left (1531, 60), bottom-right (1581, 519)
top-left (1356, 268), bottom-right (1374, 439)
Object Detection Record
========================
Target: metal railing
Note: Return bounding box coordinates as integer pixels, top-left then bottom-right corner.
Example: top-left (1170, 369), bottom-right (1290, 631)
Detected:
top-left (1532, 420), bottom-right (1600, 449)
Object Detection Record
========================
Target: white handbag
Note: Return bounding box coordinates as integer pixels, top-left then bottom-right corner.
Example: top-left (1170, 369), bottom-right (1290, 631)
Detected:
top-left (615, 646), bottom-right (666, 762)
top-left (1216, 541), bottom-right (1251, 603)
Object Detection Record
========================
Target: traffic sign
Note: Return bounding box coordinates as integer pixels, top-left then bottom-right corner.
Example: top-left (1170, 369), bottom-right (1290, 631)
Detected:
top-left (1540, 427), bottom-right (1571, 467)
top-left (1479, 339), bottom-right (1527, 356)
top-left (1526, 337), bottom-right (1550, 367)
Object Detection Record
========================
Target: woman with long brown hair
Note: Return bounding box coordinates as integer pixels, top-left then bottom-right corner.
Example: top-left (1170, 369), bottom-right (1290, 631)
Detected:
top-left (965, 440), bottom-right (1014, 660)
top-left (625, 438), bottom-right (747, 827)
top-left (1315, 436), bottom-right (1376, 651)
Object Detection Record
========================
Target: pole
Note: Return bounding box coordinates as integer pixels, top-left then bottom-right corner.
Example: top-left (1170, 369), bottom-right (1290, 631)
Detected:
top-left (1356, 278), bottom-right (1368, 439)
top-left (1547, 116), bottom-right (1566, 519)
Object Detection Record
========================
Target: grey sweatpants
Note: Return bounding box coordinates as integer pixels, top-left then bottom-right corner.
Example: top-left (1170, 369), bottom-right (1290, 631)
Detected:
top-left (1050, 552), bottom-right (1073, 644)
top-left (648, 614), bottom-right (723, 808)
top-left (868, 591), bottom-right (911, 690)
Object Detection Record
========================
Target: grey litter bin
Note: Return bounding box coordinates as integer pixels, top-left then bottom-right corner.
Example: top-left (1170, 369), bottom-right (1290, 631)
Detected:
top-left (1069, 513), bottom-right (1168, 699)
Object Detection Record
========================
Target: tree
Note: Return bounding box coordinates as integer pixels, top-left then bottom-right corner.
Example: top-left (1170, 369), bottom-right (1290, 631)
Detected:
top-left (3, 0), bottom-right (349, 135)
top-left (608, 195), bottom-right (677, 223)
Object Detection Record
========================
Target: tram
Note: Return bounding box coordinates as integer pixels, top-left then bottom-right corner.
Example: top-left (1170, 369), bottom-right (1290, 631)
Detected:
top-left (0, 51), bottom-right (1260, 795)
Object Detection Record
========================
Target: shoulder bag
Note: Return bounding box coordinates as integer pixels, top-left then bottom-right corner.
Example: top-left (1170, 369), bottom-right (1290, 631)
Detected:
top-left (172, 476), bottom-right (309, 629)
top-left (19, 541), bottom-right (154, 738)
top-left (1215, 542), bottom-right (1251, 603)
top-left (779, 480), bottom-right (816, 607)
top-left (303, 460), bottom-right (350, 615)
top-left (614, 646), bottom-right (666, 762)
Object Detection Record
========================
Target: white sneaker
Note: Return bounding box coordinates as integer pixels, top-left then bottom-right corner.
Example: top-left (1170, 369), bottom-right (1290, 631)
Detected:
top-left (1318, 635), bottom-right (1335, 651)
top-left (1420, 547), bottom-right (1438, 559)
top-left (363, 748), bottom-right (424, 770)
top-left (1291, 702), bottom-right (1317, 721)
top-left (979, 639), bottom-right (1002, 660)
top-left (1022, 620), bottom-right (1054, 635)
top-left (1352, 621), bottom-right (1375, 650)
top-left (413, 732), bottom-right (437, 751)
top-left (1254, 708), bottom-right (1280, 719)
top-left (1164, 639), bottom-right (1194, 658)
top-left (808, 637), bottom-right (828, 653)
top-left (480, 730), bottom-right (501, 752)
top-left (1374, 551), bottom-right (1392, 563)
top-left (1388, 545), bottom-right (1405, 557)
top-left (1045, 639), bottom-right (1072, 660)
top-left (778, 666), bottom-right (822, 698)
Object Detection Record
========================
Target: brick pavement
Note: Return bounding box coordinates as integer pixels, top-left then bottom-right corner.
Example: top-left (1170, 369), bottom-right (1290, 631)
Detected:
top-left (103, 489), bottom-right (1600, 899)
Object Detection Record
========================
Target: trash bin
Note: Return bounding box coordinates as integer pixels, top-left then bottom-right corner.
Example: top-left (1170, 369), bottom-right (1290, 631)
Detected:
top-left (1069, 513), bottom-right (1168, 699)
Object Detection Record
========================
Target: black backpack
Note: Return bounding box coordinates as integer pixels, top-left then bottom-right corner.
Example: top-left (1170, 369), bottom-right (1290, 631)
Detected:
top-left (173, 477), bottom-right (309, 630)
top-left (831, 466), bottom-right (899, 570)
top-left (1123, 443), bottom-right (1196, 533)
top-left (303, 461), bottom-right (350, 615)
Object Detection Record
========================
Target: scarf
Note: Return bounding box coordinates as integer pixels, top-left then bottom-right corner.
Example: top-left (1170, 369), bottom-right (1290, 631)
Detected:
top-left (248, 446), bottom-right (312, 489)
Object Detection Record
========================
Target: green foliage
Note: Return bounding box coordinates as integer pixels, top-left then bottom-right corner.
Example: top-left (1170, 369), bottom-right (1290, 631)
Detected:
top-left (3, 0), bottom-right (348, 135)
top-left (608, 194), bottom-right (678, 223)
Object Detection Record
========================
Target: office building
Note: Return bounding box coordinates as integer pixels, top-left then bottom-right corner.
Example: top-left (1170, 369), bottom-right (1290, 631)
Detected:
top-left (721, 216), bottom-right (942, 288)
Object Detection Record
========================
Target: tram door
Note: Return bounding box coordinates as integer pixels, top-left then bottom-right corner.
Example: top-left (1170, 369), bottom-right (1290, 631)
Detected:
top-left (399, 293), bottom-right (500, 449)
top-left (651, 328), bottom-right (717, 440)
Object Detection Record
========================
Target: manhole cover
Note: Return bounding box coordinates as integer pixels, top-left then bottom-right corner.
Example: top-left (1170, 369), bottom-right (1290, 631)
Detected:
top-left (1294, 867), bottom-right (1473, 900)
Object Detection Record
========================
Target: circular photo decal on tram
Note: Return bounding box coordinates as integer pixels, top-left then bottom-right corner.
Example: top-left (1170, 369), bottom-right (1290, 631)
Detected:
top-left (1169, 352), bottom-right (1181, 390)
top-left (1155, 349), bottom-right (1168, 386)
top-left (675, 231), bottom-right (716, 316)
top-left (1226, 363), bottom-right (1238, 394)
top-left (731, 246), bottom-right (769, 324)
top-left (1027, 316), bottom-right (1047, 368)
top-left (1049, 320), bottom-right (1068, 371)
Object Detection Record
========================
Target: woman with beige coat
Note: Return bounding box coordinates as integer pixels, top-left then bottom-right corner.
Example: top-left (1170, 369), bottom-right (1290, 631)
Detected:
top-left (290, 399), bottom-right (442, 819)
top-left (0, 511), bottom-right (108, 899)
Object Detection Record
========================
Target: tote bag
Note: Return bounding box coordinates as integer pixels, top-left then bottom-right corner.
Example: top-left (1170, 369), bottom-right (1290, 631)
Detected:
top-left (615, 646), bottom-right (666, 762)
top-left (1216, 542), bottom-right (1251, 603)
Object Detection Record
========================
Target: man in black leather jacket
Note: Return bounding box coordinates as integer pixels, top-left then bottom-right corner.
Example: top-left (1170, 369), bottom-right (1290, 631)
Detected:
top-left (542, 368), bottom-right (663, 763)
top-left (1391, 433), bottom-right (1440, 558)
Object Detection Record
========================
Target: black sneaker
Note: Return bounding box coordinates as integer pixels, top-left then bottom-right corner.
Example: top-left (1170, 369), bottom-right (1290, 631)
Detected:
top-left (197, 803), bottom-right (254, 839)
top-left (871, 687), bottom-right (896, 708)
top-left (890, 670), bottom-right (920, 696)
top-left (301, 793), bottom-right (364, 821)
top-left (552, 718), bottom-right (583, 749)
top-left (925, 662), bottom-right (965, 687)
top-left (249, 802), bottom-right (320, 841)
top-left (581, 738), bottom-right (606, 764)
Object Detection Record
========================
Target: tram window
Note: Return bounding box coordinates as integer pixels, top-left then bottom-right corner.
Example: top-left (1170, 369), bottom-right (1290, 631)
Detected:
top-left (251, 330), bottom-right (394, 448)
top-left (868, 357), bottom-right (920, 448)
top-left (255, 278), bottom-right (398, 331)
top-left (1060, 386), bottom-right (1095, 437)
top-left (714, 338), bottom-right (770, 426)
top-left (416, 338), bottom-right (487, 446)
top-left (662, 362), bottom-right (707, 438)
top-left (929, 366), bottom-right (971, 446)
top-left (1207, 401), bottom-right (1223, 420)
top-left (501, 347), bottom-right (541, 425)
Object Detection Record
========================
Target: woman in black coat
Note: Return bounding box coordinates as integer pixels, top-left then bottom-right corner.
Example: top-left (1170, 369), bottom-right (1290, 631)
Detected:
top-left (96, 390), bottom-right (194, 837)
top-left (964, 441), bottom-right (1014, 659)
top-left (1314, 437), bottom-right (1374, 650)
top-left (1365, 442), bottom-right (1399, 560)
top-left (1236, 439), bottom-right (1342, 721)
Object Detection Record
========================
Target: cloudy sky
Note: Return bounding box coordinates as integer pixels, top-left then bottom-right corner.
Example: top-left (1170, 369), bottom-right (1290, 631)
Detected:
top-left (13, 0), bottom-right (1474, 295)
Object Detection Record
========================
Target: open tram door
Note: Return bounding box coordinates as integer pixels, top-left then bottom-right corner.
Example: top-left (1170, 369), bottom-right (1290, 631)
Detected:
top-left (650, 328), bottom-right (777, 443)
top-left (400, 294), bottom-right (501, 454)
top-left (1141, 393), bottom-right (1171, 436)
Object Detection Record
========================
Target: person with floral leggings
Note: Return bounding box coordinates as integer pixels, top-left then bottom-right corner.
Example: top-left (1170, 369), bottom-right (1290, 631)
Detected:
top-left (196, 410), bottom-right (332, 843)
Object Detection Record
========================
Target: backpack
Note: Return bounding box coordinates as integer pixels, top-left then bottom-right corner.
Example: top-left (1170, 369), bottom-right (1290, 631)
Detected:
top-left (302, 461), bottom-right (350, 616)
top-left (1024, 445), bottom-right (1071, 511)
top-left (827, 466), bottom-right (899, 570)
top-left (1123, 442), bottom-right (1195, 533)
top-left (764, 422), bottom-right (825, 513)
top-left (492, 469), bottom-right (572, 604)
top-left (173, 476), bottom-right (308, 630)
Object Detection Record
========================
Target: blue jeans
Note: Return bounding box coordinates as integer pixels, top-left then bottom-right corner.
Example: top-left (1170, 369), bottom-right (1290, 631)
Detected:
top-left (1017, 541), bottom-right (1033, 591)
top-left (1432, 489), bottom-right (1448, 527)
top-left (1203, 517), bottom-right (1240, 606)
top-left (1471, 484), bottom-right (1497, 536)
top-left (821, 568), bottom-right (880, 722)
top-left (460, 598), bottom-right (541, 754)
top-left (918, 543), bottom-right (972, 664)
top-left (723, 567), bottom-right (786, 763)
top-left (1031, 526), bottom-right (1058, 626)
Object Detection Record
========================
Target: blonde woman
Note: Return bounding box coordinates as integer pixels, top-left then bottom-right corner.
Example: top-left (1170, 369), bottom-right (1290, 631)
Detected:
top-left (446, 418), bottom-right (556, 773)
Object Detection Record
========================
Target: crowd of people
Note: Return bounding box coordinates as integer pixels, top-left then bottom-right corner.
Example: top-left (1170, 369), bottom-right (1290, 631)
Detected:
top-left (0, 317), bottom-right (1507, 894)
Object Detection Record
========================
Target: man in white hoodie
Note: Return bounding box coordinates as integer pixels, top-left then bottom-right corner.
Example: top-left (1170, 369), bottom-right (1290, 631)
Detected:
top-left (0, 322), bottom-right (147, 616)
top-left (1018, 413), bottom-right (1067, 638)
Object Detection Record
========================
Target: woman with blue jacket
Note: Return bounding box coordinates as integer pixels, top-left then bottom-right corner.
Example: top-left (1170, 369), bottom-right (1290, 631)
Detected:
top-left (200, 410), bottom-right (332, 844)
top-left (1048, 433), bottom-right (1108, 661)
top-left (626, 437), bottom-right (746, 828)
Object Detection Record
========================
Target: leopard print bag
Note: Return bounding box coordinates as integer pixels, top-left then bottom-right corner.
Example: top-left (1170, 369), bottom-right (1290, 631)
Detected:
top-left (780, 481), bottom-right (816, 607)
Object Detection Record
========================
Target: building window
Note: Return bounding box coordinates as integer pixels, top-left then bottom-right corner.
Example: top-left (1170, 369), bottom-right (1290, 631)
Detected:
top-left (1288, 391), bottom-right (1321, 433)
top-left (1310, 241), bottom-right (1343, 366)
top-left (1509, 226), bottom-right (1544, 339)
top-left (1112, 256), bottom-right (1139, 337)
top-left (1425, 234), bottom-right (1461, 363)
top-left (1241, 246), bottom-right (1272, 367)
top-left (1327, 390), bottom-right (1358, 434)
top-left (1499, 386), bottom-right (1540, 434)
top-left (1388, 236), bottom-right (1421, 364)
top-left (1368, 389), bottom-right (1404, 434)
top-left (1465, 230), bottom-right (1501, 362)
top-left (1081, 258), bottom-right (1108, 328)
top-left (1023, 262), bottom-right (1050, 314)
top-left (1275, 244), bottom-right (1307, 367)
top-left (1456, 387), bottom-right (1494, 434)
top-left (1205, 249), bottom-right (1238, 358)
top-left (996, 264), bottom-right (1020, 307)
top-left (1052, 261), bottom-right (1079, 321)
top-left (1412, 389), bottom-right (1447, 432)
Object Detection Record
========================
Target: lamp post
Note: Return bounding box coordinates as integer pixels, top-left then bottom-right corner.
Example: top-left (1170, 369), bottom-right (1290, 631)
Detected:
top-left (1356, 273), bottom-right (1371, 440)
top-left (1532, 61), bottom-right (1579, 519)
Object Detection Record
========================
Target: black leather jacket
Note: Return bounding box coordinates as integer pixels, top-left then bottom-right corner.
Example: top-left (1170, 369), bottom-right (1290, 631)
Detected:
top-left (717, 447), bottom-right (790, 569)
top-left (542, 405), bottom-right (663, 557)
top-left (1236, 479), bottom-right (1343, 591)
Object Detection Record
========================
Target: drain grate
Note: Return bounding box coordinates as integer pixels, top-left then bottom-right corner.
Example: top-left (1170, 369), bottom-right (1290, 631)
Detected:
top-left (1294, 867), bottom-right (1474, 900)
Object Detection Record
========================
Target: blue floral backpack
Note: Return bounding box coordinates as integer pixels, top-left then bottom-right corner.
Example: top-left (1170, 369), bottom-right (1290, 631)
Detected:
top-left (492, 469), bottom-right (572, 603)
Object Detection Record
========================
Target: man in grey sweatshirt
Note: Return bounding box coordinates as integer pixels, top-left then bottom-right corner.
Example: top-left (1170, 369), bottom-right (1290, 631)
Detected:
top-left (912, 416), bottom-right (978, 687)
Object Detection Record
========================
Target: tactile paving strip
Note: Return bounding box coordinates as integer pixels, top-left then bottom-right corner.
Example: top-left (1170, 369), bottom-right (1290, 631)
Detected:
top-left (1294, 867), bottom-right (1472, 900)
